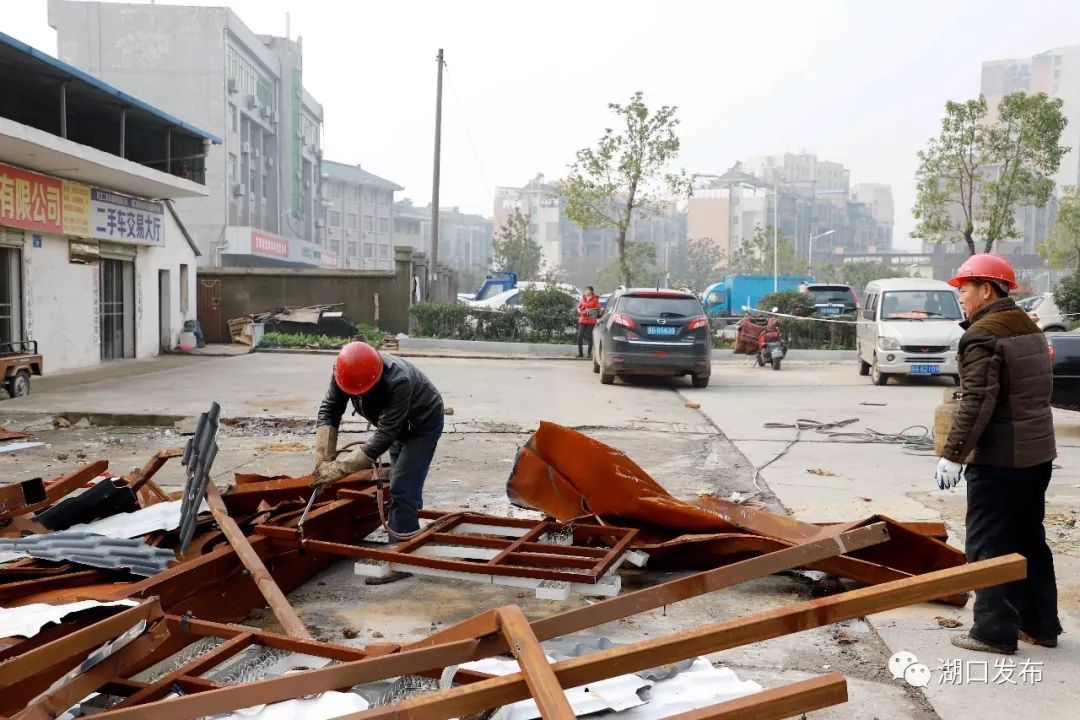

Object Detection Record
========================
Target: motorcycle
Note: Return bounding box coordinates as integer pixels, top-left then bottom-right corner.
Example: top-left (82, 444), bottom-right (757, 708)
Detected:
top-left (756, 319), bottom-right (786, 371)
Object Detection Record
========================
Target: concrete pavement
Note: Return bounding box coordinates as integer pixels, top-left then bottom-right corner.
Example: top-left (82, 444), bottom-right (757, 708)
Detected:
top-left (681, 362), bottom-right (1080, 720)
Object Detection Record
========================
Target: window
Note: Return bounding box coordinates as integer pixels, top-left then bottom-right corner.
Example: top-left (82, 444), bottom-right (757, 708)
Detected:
top-left (363, 243), bottom-right (375, 258)
top-left (262, 175), bottom-right (269, 198)
top-left (379, 244), bottom-right (390, 259)
top-left (378, 218), bottom-right (389, 233)
top-left (228, 154), bottom-right (237, 182)
top-left (1055, 69), bottom-right (1061, 79)
top-left (378, 192), bottom-right (389, 207)
top-left (363, 215), bottom-right (374, 231)
top-left (880, 290), bottom-right (961, 320)
top-left (229, 103), bottom-right (237, 133)
top-left (328, 210), bottom-right (342, 227)
top-left (347, 213), bottom-right (358, 229)
top-left (179, 264), bottom-right (190, 314)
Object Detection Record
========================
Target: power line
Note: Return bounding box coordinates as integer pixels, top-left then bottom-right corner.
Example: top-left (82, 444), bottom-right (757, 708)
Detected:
top-left (443, 64), bottom-right (493, 207)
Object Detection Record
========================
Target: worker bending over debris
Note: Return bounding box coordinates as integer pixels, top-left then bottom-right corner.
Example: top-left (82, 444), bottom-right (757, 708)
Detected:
top-left (937, 253), bottom-right (1061, 655)
top-left (313, 341), bottom-right (444, 543)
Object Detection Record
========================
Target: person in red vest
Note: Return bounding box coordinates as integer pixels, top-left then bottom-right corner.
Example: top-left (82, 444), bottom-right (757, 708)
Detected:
top-left (576, 286), bottom-right (601, 358)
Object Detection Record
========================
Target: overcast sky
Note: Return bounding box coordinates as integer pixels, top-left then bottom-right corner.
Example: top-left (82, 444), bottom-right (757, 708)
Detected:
top-left (9, 0), bottom-right (1080, 250)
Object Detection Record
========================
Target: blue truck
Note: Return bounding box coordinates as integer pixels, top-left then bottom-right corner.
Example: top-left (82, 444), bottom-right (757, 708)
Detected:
top-left (463, 271), bottom-right (518, 302)
top-left (702, 274), bottom-right (814, 317)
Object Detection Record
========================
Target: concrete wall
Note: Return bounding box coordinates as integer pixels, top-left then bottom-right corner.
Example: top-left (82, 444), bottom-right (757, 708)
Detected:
top-left (22, 214), bottom-right (198, 373)
top-left (198, 247), bottom-right (459, 336)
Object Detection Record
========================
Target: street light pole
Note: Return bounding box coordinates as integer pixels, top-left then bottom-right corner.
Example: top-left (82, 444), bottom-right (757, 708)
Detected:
top-left (808, 229), bottom-right (835, 270)
top-left (773, 178), bottom-right (778, 292)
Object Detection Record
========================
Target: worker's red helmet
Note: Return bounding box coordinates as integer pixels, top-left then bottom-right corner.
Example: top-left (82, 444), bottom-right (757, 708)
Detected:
top-left (947, 253), bottom-right (1017, 291)
top-left (334, 342), bottom-right (383, 396)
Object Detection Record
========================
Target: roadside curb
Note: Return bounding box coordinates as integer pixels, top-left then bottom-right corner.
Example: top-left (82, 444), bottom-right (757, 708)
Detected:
top-left (256, 348), bottom-right (583, 362)
top-left (1, 411), bottom-right (194, 430)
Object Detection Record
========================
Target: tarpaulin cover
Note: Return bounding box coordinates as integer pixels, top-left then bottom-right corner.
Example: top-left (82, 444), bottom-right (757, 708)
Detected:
top-left (507, 422), bottom-right (966, 588)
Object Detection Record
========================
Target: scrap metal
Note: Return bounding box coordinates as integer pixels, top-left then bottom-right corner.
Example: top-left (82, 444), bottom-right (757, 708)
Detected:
top-left (2, 461), bottom-right (109, 518)
top-left (508, 421), bottom-right (968, 602)
top-left (0, 479), bottom-right (46, 518)
top-left (0, 532), bottom-right (176, 577)
top-left (178, 402), bottom-right (219, 554)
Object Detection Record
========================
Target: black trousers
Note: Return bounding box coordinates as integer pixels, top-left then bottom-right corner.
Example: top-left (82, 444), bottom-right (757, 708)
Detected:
top-left (576, 324), bottom-right (594, 357)
top-left (965, 462), bottom-right (1061, 649)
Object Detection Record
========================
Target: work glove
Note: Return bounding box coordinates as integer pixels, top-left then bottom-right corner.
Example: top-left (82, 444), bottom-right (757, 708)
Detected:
top-left (313, 448), bottom-right (375, 488)
top-left (935, 458), bottom-right (965, 490)
top-left (313, 426), bottom-right (338, 466)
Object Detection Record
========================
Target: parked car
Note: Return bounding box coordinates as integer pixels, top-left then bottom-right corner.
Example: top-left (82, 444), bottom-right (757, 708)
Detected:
top-left (468, 282), bottom-right (580, 310)
top-left (855, 278), bottom-right (964, 386)
top-left (804, 283), bottom-right (859, 316)
top-left (1017, 292), bottom-right (1068, 333)
top-left (1047, 332), bottom-right (1080, 409)
top-left (592, 289), bottom-right (712, 387)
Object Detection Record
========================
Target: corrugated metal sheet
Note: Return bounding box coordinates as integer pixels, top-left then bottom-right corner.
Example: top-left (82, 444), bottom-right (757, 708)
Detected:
top-left (65, 499), bottom-right (208, 540)
top-left (0, 532), bottom-right (176, 577)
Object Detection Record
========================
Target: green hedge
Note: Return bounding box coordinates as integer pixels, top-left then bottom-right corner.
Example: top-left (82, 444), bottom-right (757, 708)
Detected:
top-left (410, 297), bottom-right (578, 343)
top-left (260, 326), bottom-right (386, 350)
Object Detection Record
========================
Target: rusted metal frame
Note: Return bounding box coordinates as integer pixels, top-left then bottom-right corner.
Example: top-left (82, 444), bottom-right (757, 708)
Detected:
top-left (256, 528), bottom-right (609, 583)
top-left (223, 475), bottom-right (375, 514)
top-left (204, 483), bottom-right (311, 640)
top-left (99, 679), bottom-right (148, 696)
top-left (12, 621), bottom-right (171, 720)
top-left (817, 520), bottom-right (947, 540)
top-left (0, 479), bottom-right (47, 517)
top-left (344, 554), bottom-right (1026, 720)
top-left (5, 460), bottom-right (109, 517)
top-left (428, 532), bottom-right (609, 558)
top-left (486, 521), bottom-right (551, 566)
top-left (171, 676), bottom-right (223, 692)
top-left (412, 508), bottom-right (540, 529)
top-left (393, 513), bottom-right (468, 554)
top-left (0, 599), bottom-right (163, 690)
top-left (586, 524), bottom-right (637, 577)
top-left (418, 523), bottom-right (890, 655)
top-left (129, 448), bottom-right (182, 491)
top-left (495, 606), bottom-right (574, 720)
top-left (88, 639), bottom-right (482, 720)
top-left (663, 673), bottom-right (848, 720)
top-left (111, 630), bottom-right (255, 709)
top-left (164, 615), bottom-right (390, 660)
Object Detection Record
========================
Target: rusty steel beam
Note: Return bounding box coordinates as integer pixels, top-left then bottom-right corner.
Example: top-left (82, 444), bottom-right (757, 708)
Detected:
top-left (663, 673), bottom-right (848, 720)
top-left (88, 639), bottom-right (482, 720)
top-left (222, 473), bottom-right (375, 515)
top-left (0, 599), bottom-right (163, 690)
top-left (342, 554), bottom-right (1025, 720)
top-left (0, 479), bottom-right (47, 518)
top-left (4, 460), bottom-right (109, 518)
top-left (12, 622), bottom-right (170, 720)
top-left (417, 523), bottom-right (889, 654)
top-left (204, 483), bottom-right (311, 640)
top-left (496, 606), bottom-right (574, 720)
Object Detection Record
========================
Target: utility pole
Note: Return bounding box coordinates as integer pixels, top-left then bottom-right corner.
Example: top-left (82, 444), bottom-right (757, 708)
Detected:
top-left (429, 49), bottom-right (445, 300)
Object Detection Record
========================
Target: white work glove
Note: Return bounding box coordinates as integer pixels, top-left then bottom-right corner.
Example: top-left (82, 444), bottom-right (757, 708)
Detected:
top-left (935, 458), bottom-right (964, 490)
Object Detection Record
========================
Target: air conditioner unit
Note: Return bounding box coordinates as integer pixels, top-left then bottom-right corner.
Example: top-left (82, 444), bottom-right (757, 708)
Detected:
top-left (248, 192), bottom-right (256, 202)
top-left (269, 110), bottom-right (278, 124)
top-left (260, 105), bottom-right (270, 118)
top-left (232, 183), bottom-right (243, 197)
top-left (265, 156), bottom-right (274, 168)
top-left (303, 180), bottom-right (311, 189)
top-left (241, 142), bottom-right (251, 155)
top-left (227, 77), bottom-right (239, 94)
top-left (247, 94), bottom-right (258, 109)
top-left (316, 219), bottom-right (325, 228)
top-left (253, 147), bottom-right (261, 159)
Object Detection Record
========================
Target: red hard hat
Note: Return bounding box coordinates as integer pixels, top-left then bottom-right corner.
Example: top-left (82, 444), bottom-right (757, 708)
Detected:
top-left (334, 342), bottom-right (384, 395)
top-left (947, 253), bottom-right (1017, 290)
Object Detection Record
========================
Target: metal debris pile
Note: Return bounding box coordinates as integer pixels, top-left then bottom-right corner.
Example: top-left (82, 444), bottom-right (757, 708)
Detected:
top-left (0, 415), bottom-right (1023, 720)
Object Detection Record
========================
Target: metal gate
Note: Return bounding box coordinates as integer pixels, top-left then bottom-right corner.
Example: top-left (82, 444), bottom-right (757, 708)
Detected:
top-left (99, 258), bottom-right (134, 360)
top-left (197, 278), bottom-right (229, 343)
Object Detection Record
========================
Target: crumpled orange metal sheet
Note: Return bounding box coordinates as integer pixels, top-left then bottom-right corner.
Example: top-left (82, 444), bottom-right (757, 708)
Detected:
top-left (507, 422), bottom-right (966, 592)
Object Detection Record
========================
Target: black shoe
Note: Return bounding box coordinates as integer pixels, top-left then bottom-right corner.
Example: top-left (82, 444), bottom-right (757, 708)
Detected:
top-left (951, 633), bottom-right (1016, 655)
top-left (1020, 630), bottom-right (1059, 648)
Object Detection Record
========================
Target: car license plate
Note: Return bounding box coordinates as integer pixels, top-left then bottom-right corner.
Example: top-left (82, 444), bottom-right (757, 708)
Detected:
top-left (646, 326), bottom-right (678, 336)
top-left (910, 364), bottom-right (940, 375)
top-left (820, 306), bottom-right (841, 316)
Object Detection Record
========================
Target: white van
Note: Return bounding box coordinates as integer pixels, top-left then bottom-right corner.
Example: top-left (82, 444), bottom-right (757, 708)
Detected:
top-left (856, 278), bottom-right (964, 386)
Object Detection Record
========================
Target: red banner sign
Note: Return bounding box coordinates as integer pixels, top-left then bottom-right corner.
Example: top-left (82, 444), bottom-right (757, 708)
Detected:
top-left (0, 163), bottom-right (63, 234)
top-left (251, 230), bottom-right (289, 258)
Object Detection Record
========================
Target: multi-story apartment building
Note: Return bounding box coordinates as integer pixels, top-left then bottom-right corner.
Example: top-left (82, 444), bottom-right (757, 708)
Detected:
top-left (321, 161), bottom-right (401, 271)
top-left (49, 0), bottom-right (328, 268)
top-left (392, 200), bottom-right (428, 253)
top-left (423, 208), bottom-right (493, 280)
